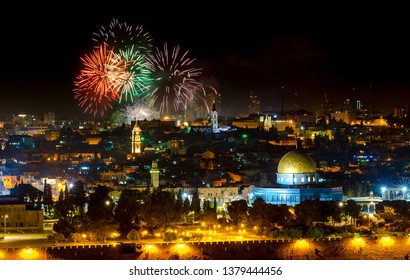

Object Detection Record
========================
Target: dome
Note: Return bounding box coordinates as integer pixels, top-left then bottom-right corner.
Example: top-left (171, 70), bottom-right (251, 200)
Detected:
top-left (277, 151), bottom-right (316, 174)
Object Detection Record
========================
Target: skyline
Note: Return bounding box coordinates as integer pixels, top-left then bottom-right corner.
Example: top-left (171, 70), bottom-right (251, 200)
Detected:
top-left (1, 7), bottom-right (410, 119)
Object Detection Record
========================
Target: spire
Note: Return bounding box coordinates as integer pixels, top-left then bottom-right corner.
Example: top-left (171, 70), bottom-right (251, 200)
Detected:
top-left (211, 100), bottom-right (218, 133)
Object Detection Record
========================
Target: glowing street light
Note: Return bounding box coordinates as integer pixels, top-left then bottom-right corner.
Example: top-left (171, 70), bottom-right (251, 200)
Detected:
top-left (2, 215), bottom-right (8, 233)
top-left (19, 247), bottom-right (40, 260)
top-left (381, 187), bottom-right (387, 199)
top-left (363, 214), bottom-right (370, 228)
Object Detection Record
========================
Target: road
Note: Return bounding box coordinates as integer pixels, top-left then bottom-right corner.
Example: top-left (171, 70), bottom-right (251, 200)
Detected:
top-left (0, 226), bottom-right (264, 249)
top-left (0, 232), bottom-right (54, 249)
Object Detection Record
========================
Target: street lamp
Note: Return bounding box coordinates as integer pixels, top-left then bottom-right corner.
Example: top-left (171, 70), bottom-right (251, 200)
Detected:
top-left (192, 211), bottom-right (195, 225)
top-left (3, 215), bottom-right (8, 233)
top-left (363, 214), bottom-right (370, 228)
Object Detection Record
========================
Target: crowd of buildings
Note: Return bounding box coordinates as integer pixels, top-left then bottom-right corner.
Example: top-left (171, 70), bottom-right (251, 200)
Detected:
top-left (1, 93), bottom-right (410, 231)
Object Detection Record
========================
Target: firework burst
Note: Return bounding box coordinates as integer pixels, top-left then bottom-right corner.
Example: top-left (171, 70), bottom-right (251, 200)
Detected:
top-left (121, 102), bottom-right (160, 122)
top-left (114, 45), bottom-right (152, 104)
top-left (92, 18), bottom-right (153, 54)
top-left (146, 42), bottom-right (202, 115)
top-left (73, 44), bottom-right (126, 116)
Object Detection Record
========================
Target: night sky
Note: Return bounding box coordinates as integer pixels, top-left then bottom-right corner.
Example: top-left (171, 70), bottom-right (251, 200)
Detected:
top-left (1, 5), bottom-right (409, 119)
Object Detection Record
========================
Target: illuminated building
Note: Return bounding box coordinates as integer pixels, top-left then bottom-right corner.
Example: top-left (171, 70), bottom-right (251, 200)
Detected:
top-left (0, 199), bottom-right (44, 231)
top-left (251, 150), bottom-right (343, 206)
top-left (249, 93), bottom-right (260, 115)
top-left (211, 102), bottom-right (218, 133)
top-left (131, 121), bottom-right (143, 154)
top-left (150, 161), bottom-right (160, 188)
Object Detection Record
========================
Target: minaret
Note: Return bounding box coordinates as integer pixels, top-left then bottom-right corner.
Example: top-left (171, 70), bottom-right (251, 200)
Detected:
top-left (150, 161), bottom-right (160, 188)
top-left (211, 101), bottom-right (218, 133)
top-left (263, 114), bottom-right (272, 131)
top-left (131, 121), bottom-right (142, 154)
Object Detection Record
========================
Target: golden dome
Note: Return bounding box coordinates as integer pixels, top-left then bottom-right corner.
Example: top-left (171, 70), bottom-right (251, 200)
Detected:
top-left (277, 151), bottom-right (316, 174)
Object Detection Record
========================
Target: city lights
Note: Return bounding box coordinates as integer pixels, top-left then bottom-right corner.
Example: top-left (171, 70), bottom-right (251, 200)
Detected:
top-left (19, 247), bottom-right (40, 260)
top-left (351, 237), bottom-right (366, 248)
top-left (2, 13), bottom-right (410, 268)
top-left (380, 236), bottom-right (395, 247)
top-left (172, 243), bottom-right (190, 255)
top-left (294, 239), bottom-right (310, 250)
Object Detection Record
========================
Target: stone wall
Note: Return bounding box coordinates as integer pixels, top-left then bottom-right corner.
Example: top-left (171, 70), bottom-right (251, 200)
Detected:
top-left (3, 237), bottom-right (410, 260)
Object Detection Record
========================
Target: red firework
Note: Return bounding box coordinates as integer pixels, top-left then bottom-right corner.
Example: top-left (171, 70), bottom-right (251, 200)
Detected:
top-left (73, 44), bottom-right (126, 116)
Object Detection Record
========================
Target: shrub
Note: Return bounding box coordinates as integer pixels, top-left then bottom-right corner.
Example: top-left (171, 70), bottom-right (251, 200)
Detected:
top-left (163, 232), bottom-right (177, 242)
top-left (306, 227), bottom-right (325, 238)
top-left (272, 228), bottom-right (303, 239)
top-left (127, 229), bottom-right (140, 241)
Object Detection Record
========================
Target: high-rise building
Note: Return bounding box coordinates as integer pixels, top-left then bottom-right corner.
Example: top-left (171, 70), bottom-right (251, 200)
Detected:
top-left (44, 112), bottom-right (56, 127)
top-left (249, 93), bottom-right (260, 115)
top-left (393, 106), bottom-right (408, 119)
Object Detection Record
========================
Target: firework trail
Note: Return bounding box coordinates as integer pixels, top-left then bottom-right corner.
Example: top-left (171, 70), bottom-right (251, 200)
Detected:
top-left (146, 42), bottom-right (202, 115)
top-left (73, 44), bottom-right (126, 117)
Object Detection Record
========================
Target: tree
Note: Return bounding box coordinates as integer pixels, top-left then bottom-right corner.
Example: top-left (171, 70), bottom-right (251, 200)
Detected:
top-left (43, 181), bottom-right (53, 215)
top-left (227, 200), bottom-right (249, 225)
top-left (294, 200), bottom-right (327, 228)
top-left (87, 185), bottom-right (114, 222)
top-left (54, 191), bottom-right (67, 218)
top-left (190, 189), bottom-right (201, 214)
top-left (141, 189), bottom-right (177, 231)
top-left (344, 199), bottom-right (362, 225)
top-left (53, 218), bottom-right (73, 237)
top-left (249, 197), bottom-right (270, 235)
top-left (114, 189), bottom-right (141, 237)
top-left (70, 180), bottom-right (86, 216)
top-left (54, 187), bottom-right (73, 219)
top-left (202, 200), bottom-right (218, 227)
top-left (64, 184), bottom-right (73, 214)
top-left (175, 189), bottom-right (184, 221)
top-left (183, 197), bottom-right (191, 215)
